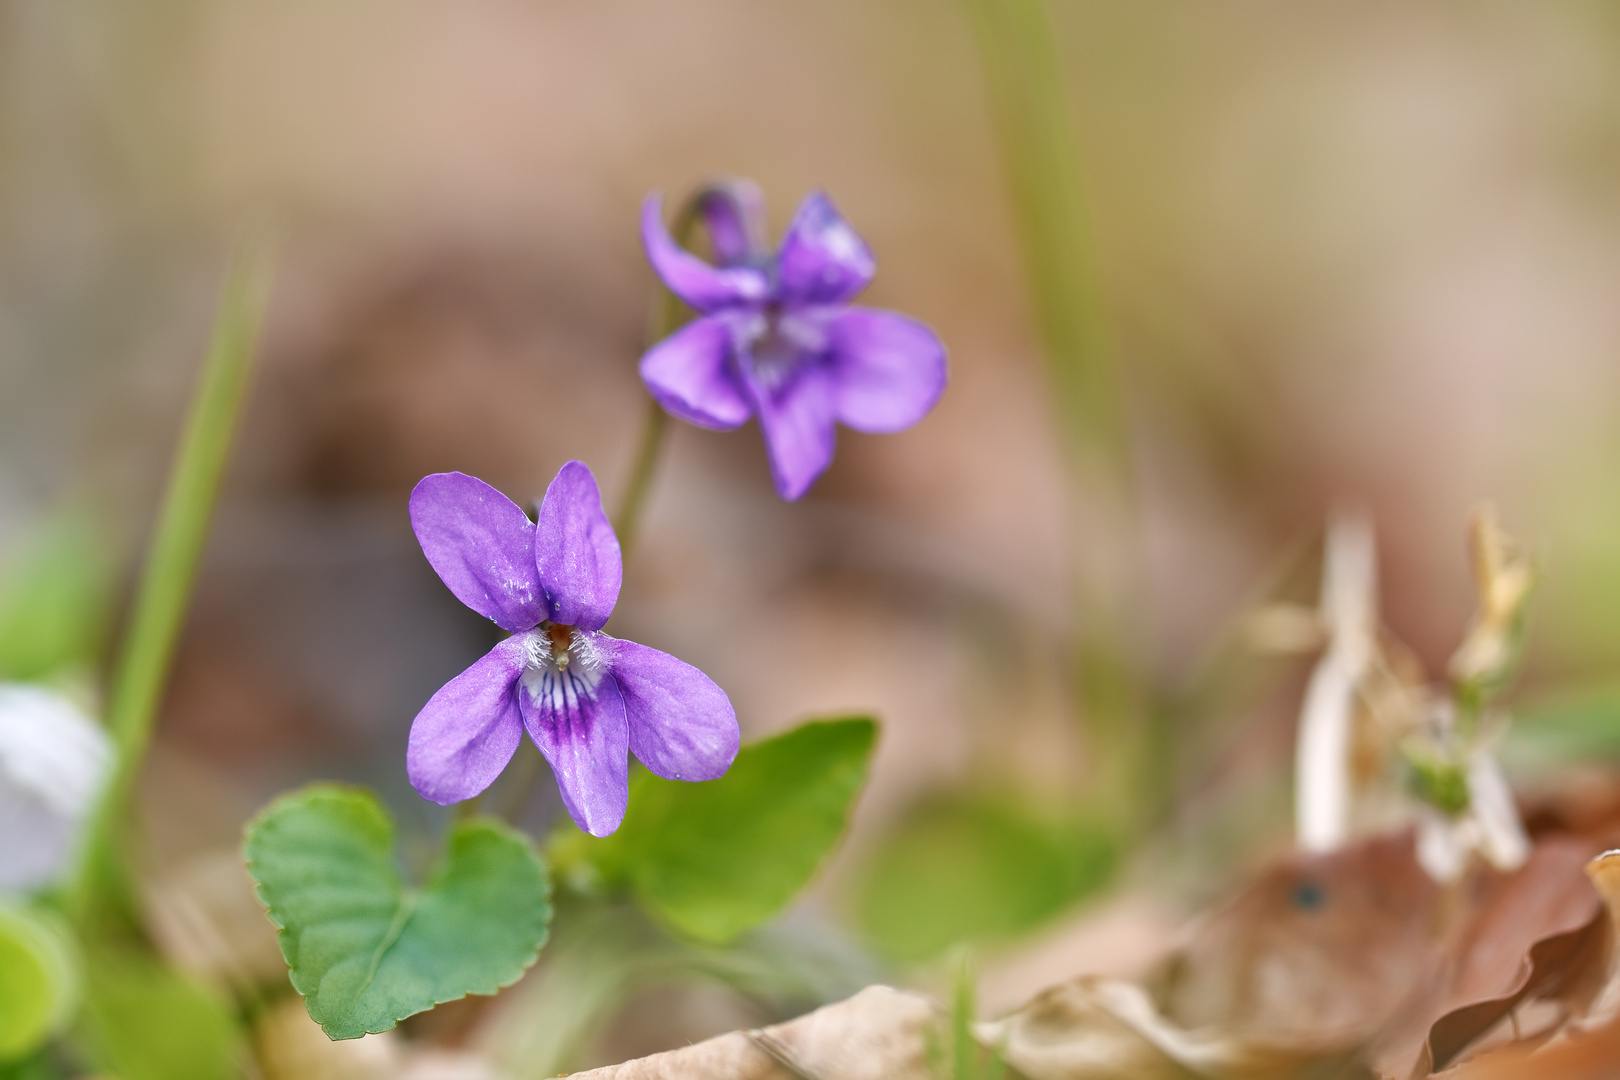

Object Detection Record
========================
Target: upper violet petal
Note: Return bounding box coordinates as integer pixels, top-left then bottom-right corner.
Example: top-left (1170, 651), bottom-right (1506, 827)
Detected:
top-left (750, 365), bottom-right (837, 500)
top-left (409, 472), bottom-right (544, 632)
top-left (776, 192), bottom-right (876, 306)
top-left (407, 636), bottom-right (527, 805)
top-left (601, 637), bottom-right (739, 783)
top-left (640, 315), bottom-right (752, 430)
top-left (642, 194), bottom-right (769, 313)
top-left (695, 179), bottom-right (768, 266)
top-left (518, 647), bottom-right (630, 837)
top-left (535, 461), bottom-right (622, 631)
top-left (827, 307), bottom-right (947, 433)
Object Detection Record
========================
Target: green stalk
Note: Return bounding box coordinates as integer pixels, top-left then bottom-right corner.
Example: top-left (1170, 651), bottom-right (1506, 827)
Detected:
top-left (611, 195), bottom-right (702, 560)
top-left (963, 0), bottom-right (1161, 828)
top-left (71, 238), bottom-right (272, 924)
top-left (498, 195), bottom-right (698, 824)
top-left (612, 402), bottom-right (671, 562)
top-left (963, 0), bottom-right (1124, 474)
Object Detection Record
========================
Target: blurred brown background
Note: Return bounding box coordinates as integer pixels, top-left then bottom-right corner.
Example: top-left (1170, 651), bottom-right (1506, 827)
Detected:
top-left (6, 0), bottom-right (1620, 1060)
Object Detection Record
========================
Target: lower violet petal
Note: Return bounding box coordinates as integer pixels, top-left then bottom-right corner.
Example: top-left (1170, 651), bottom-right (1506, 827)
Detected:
top-left (407, 636), bottom-right (527, 805)
top-left (751, 365), bottom-right (837, 501)
top-left (519, 646), bottom-right (630, 837)
top-left (827, 307), bottom-right (947, 433)
top-left (602, 638), bottom-right (739, 783)
top-left (640, 316), bottom-right (752, 431)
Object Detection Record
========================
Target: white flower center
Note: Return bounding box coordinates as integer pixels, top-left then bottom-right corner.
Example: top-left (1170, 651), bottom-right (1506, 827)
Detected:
top-left (520, 623), bottom-right (605, 711)
top-left (737, 308), bottom-right (829, 392)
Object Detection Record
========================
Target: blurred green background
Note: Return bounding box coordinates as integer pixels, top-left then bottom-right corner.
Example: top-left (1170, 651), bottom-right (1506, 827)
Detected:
top-left (5, 0), bottom-right (1620, 1068)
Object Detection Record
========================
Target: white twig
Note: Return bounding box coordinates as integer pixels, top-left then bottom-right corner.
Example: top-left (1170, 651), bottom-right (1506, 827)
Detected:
top-left (1296, 509), bottom-right (1377, 853)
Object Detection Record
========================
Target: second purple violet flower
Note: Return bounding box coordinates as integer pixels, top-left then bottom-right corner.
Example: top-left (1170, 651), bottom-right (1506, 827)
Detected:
top-left (640, 181), bottom-right (947, 500)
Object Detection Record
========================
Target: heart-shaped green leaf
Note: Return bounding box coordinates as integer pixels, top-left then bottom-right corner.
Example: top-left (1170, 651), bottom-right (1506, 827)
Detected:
top-left (564, 717), bottom-right (877, 943)
top-left (0, 904), bottom-right (79, 1062)
top-left (244, 784), bottom-right (551, 1040)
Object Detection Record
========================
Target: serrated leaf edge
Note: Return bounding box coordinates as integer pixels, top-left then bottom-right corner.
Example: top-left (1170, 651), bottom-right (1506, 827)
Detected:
top-left (243, 783), bottom-right (552, 1039)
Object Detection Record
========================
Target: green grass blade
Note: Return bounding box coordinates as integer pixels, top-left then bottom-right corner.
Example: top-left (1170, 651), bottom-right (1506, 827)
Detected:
top-left (964, 0), bottom-right (1162, 830)
top-left (612, 193), bottom-right (701, 559)
top-left (71, 238), bottom-right (272, 921)
top-left (106, 242), bottom-right (270, 760)
top-left (963, 0), bottom-right (1122, 475)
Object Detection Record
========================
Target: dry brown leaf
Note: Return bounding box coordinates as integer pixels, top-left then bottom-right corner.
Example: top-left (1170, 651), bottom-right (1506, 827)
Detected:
top-left (1578, 849), bottom-right (1620, 1026)
top-left (1420, 854), bottom-right (1620, 1079)
top-left (982, 974), bottom-right (1368, 1080)
top-left (1368, 835), bottom-right (1603, 1076)
top-left (1441, 1012), bottom-right (1620, 1080)
top-left (547, 840), bottom-right (1620, 1080)
top-left (1392, 846), bottom-right (1618, 1075)
top-left (981, 977), bottom-right (1200, 1080)
top-left (1413, 914), bottom-right (1603, 1074)
top-left (1521, 772), bottom-right (1620, 843)
top-left (1442, 839), bottom-right (1596, 1004)
top-left (980, 834), bottom-right (1443, 1079)
top-left (561, 985), bottom-right (937, 1080)
top-left (1157, 832), bottom-right (1442, 1053)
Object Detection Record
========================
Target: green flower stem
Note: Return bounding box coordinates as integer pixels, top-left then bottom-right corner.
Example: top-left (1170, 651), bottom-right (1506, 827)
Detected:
top-left (963, 0), bottom-right (1124, 474)
top-left (70, 239), bottom-right (271, 926)
top-left (963, 0), bottom-right (1161, 829)
top-left (496, 194), bottom-right (701, 826)
top-left (612, 401), bottom-right (670, 563)
top-left (611, 194), bottom-right (702, 561)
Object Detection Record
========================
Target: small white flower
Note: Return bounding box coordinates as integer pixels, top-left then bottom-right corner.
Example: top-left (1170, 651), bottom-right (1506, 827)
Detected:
top-left (1414, 744), bottom-right (1530, 883)
top-left (1289, 507), bottom-right (1534, 883)
top-left (0, 683), bottom-right (114, 892)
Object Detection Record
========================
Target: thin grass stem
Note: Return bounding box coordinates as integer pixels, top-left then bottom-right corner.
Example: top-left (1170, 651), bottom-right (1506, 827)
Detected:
top-left (963, 0), bottom-right (1163, 830)
top-left (611, 196), bottom-right (703, 561)
top-left (498, 194), bottom-right (703, 826)
top-left (69, 236), bottom-right (272, 926)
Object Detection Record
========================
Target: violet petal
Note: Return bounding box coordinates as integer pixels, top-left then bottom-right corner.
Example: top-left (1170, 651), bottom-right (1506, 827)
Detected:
top-left (640, 315), bottom-right (753, 431)
top-left (642, 194), bottom-right (769, 313)
top-left (535, 461), bottom-right (621, 632)
top-left (518, 650), bottom-right (630, 837)
top-left (407, 636), bottom-right (527, 805)
top-left (696, 179), bottom-right (768, 266)
top-left (751, 365), bottom-right (837, 500)
top-left (827, 307), bottom-right (947, 433)
top-left (776, 192), bottom-right (876, 306)
top-left (602, 637), bottom-right (739, 782)
top-left (409, 472), bottom-right (544, 632)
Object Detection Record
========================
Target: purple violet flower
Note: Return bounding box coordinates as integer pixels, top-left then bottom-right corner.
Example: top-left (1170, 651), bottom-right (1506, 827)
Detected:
top-left (640, 182), bottom-right (948, 500)
top-left (406, 461), bottom-right (739, 836)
